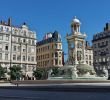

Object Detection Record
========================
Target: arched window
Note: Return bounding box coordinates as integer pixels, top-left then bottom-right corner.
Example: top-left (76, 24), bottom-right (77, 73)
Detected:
top-left (23, 56), bottom-right (25, 61)
top-left (71, 42), bottom-right (74, 48)
top-left (0, 26), bottom-right (3, 31)
top-left (6, 27), bottom-right (9, 32)
top-left (18, 38), bottom-right (20, 43)
top-left (55, 52), bottom-right (58, 57)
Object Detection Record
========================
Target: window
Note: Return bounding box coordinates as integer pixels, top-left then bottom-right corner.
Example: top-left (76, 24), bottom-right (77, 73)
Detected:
top-left (48, 46), bottom-right (49, 50)
top-left (17, 55), bottom-right (21, 61)
top-left (6, 28), bottom-right (9, 32)
top-left (89, 55), bottom-right (91, 60)
top-left (98, 43), bottom-right (100, 47)
top-left (13, 55), bottom-right (16, 60)
top-left (47, 54), bottom-right (49, 58)
top-left (102, 42), bottom-right (104, 46)
top-left (28, 40), bottom-right (31, 44)
top-left (52, 53), bottom-right (54, 57)
top-left (36, 49), bottom-right (38, 53)
top-left (55, 59), bottom-right (58, 65)
top-left (89, 61), bottom-right (91, 65)
top-left (5, 53), bottom-right (8, 60)
top-left (23, 39), bottom-right (26, 43)
top-left (55, 44), bottom-right (57, 49)
top-left (55, 52), bottom-right (58, 57)
top-left (0, 26), bottom-right (3, 31)
top-left (0, 53), bottom-right (2, 60)
top-left (0, 44), bottom-right (2, 51)
top-left (52, 60), bottom-right (53, 65)
top-left (6, 35), bottom-right (9, 41)
top-left (18, 46), bottom-right (21, 52)
top-left (43, 55), bottom-right (44, 59)
top-left (86, 55), bottom-right (88, 60)
top-left (31, 57), bottom-right (34, 61)
top-left (18, 38), bottom-right (20, 43)
top-left (28, 56), bottom-right (30, 61)
top-left (106, 41), bottom-right (108, 46)
top-left (5, 45), bottom-right (8, 50)
top-left (28, 47), bottom-right (31, 53)
top-left (23, 48), bottom-right (26, 52)
top-left (39, 48), bottom-right (40, 52)
top-left (94, 44), bottom-right (96, 48)
top-left (32, 40), bottom-right (34, 45)
top-left (13, 46), bottom-right (16, 51)
top-left (106, 48), bottom-right (109, 54)
top-left (23, 56), bottom-right (25, 61)
top-left (0, 35), bottom-right (3, 40)
top-left (94, 51), bottom-right (97, 56)
top-left (23, 46), bottom-right (26, 52)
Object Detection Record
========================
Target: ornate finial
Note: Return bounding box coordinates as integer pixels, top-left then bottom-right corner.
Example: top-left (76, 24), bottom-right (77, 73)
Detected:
top-left (23, 22), bottom-right (26, 25)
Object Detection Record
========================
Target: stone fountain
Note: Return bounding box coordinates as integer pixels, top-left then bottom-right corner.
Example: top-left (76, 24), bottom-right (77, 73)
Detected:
top-left (48, 63), bottom-right (108, 80)
top-left (48, 17), bottom-right (108, 80)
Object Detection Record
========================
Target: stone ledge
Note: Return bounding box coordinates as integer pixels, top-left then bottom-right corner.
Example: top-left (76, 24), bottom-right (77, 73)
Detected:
top-left (11, 80), bottom-right (110, 84)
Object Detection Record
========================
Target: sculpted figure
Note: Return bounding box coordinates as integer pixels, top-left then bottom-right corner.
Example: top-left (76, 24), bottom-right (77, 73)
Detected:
top-left (71, 66), bottom-right (78, 79)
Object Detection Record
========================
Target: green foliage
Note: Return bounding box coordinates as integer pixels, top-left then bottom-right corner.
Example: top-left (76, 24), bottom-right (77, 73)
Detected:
top-left (9, 65), bottom-right (22, 80)
top-left (33, 68), bottom-right (45, 80)
top-left (0, 65), bottom-right (5, 79)
top-left (51, 67), bottom-right (59, 76)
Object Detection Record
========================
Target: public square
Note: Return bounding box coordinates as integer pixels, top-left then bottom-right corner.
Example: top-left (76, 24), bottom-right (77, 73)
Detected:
top-left (0, 82), bottom-right (110, 100)
top-left (0, 89), bottom-right (110, 100)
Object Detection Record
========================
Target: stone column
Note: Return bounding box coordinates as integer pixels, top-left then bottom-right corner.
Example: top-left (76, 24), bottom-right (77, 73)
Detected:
top-left (83, 40), bottom-right (86, 64)
top-left (68, 41), bottom-right (71, 61)
top-left (75, 40), bottom-right (78, 65)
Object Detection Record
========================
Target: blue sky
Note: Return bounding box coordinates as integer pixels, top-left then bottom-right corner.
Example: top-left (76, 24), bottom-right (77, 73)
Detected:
top-left (1, 0), bottom-right (110, 60)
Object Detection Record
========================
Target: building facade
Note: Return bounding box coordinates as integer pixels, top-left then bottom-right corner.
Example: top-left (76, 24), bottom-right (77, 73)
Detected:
top-left (85, 41), bottom-right (93, 66)
top-left (0, 18), bottom-right (37, 79)
top-left (92, 23), bottom-right (110, 75)
top-left (36, 31), bottom-right (63, 68)
top-left (66, 17), bottom-right (93, 66)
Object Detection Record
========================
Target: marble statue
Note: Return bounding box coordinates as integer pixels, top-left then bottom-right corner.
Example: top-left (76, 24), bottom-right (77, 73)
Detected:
top-left (103, 68), bottom-right (108, 77)
top-left (71, 66), bottom-right (78, 79)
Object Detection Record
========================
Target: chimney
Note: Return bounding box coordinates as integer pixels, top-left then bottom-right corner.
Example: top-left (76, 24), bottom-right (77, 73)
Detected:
top-left (0, 20), bottom-right (3, 24)
top-left (8, 18), bottom-right (12, 26)
top-left (104, 27), bottom-right (106, 31)
top-left (86, 41), bottom-right (88, 47)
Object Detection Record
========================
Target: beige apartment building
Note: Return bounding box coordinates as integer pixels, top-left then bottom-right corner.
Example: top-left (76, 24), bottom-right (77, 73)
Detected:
top-left (36, 31), bottom-right (63, 68)
top-left (85, 41), bottom-right (93, 66)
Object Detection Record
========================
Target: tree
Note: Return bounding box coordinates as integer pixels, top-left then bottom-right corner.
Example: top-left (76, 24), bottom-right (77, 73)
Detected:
top-left (9, 65), bottom-right (22, 80)
top-left (51, 67), bottom-right (59, 76)
top-left (33, 68), bottom-right (45, 80)
top-left (0, 65), bottom-right (5, 79)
